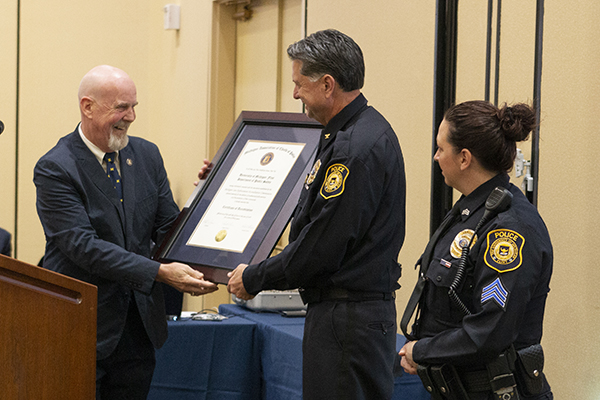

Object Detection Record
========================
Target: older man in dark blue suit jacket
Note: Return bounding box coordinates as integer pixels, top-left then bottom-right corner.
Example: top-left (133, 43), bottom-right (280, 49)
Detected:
top-left (34, 65), bottom-right (217, 400)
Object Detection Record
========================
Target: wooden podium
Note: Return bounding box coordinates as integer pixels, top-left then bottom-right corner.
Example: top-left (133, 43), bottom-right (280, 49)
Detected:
top-left (0, 254), bottom-right (97, 399)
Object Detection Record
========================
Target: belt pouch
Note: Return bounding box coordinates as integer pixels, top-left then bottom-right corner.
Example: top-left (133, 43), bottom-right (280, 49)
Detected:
top-left (514, 344), bottom-right (545, 396)
top-left (486, 351), bottom-right (520, 400)
top-left (417, 365), bottom-right (443, 400)
top-left (430, 364), bottom-right (470, 400)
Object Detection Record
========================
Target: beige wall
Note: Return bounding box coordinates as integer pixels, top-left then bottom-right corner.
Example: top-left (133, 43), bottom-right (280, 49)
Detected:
top-left (541, 2), bottom-right (600, 398)
top-left (17, 1), bottom-right (153, 263)
top-left (2, 0), bottom-right (599, 397)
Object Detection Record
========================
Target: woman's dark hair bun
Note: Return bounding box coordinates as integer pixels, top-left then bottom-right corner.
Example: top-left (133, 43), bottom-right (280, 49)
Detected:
top-left (498, 103), bottom-right (537, 143)
top-left (444, 100), bottom-right (538, 173)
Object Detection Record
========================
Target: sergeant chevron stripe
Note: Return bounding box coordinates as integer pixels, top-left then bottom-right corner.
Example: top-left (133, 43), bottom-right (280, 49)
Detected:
top-left (481, 277), bottom-right (509, 309)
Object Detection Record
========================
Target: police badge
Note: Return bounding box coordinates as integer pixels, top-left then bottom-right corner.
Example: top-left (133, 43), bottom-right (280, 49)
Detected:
top-left (450, 229), bottom-right (477, 259)
top-left (305, 159), bottom-right (321, 189)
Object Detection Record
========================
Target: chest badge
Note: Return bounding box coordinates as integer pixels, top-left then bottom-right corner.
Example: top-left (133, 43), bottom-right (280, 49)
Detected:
top-left (320, 163), bottom-right (349, 199)
top-left (305, 159), bottom-right (321, 189)
top-left (450, 229), bottom-right (477, 259)
top-left (484, 229), bottom-right (525, 273)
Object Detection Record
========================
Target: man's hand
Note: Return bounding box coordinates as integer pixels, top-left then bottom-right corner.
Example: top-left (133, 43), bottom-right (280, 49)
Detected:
top-left (156, 262), bottom-right (218, 296)
top-left (227, 263), bottom-right (254, 300)
top-left (398, 340), bottom-right (419, 375)
top-left (194, 159), bottom-right (214, 186)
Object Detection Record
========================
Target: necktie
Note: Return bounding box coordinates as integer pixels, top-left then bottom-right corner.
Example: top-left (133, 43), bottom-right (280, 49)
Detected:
top-left (104, 152), bottom-right (123, 202)
top-left (400, 203), bottom-right (461, 340)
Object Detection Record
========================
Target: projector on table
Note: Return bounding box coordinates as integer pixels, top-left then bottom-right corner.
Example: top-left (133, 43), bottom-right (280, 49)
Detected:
top-left (232, 289), bottom-right (306, 314)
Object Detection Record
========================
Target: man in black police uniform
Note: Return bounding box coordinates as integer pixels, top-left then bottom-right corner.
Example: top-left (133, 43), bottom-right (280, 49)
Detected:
top-left (227, 29), bottom-right (406, 399)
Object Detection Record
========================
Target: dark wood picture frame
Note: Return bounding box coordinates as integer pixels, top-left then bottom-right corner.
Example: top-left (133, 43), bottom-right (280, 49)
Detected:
top-left (153, 111), bottom-right (322, 284)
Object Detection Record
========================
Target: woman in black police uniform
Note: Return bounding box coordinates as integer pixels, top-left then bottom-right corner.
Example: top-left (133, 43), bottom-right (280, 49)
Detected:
top-left (399, 100), bottom-right (553, 400)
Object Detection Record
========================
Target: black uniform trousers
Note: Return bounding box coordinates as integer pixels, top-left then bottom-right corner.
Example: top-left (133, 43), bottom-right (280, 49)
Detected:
top-left (302, 298), bottom-right (397, 400)
top-left (96, 295), bottom-right (156, 400)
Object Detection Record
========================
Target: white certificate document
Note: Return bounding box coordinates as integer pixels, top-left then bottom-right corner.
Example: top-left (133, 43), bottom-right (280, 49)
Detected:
top-left (187, 140), bottom-right (306, 252)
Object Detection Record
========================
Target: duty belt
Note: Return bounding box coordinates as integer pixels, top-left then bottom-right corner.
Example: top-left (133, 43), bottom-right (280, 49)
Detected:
top-left (417, 346), bottom-right (522, 400)
top-left (459, 369), bottom-right (493, 392)
top-left (299, 287), bottom-right (395, 304)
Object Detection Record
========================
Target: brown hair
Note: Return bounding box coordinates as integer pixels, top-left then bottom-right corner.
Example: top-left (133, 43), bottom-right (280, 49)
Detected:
top-left (444, 100), bottom-right (537, 173)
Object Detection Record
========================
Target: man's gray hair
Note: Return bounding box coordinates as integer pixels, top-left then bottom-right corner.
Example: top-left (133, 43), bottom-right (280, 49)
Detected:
top-left (287, 29), bottom-right (365, 92)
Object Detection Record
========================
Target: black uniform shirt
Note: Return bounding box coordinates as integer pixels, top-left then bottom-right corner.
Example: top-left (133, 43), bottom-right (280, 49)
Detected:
top-left (243, 94), bottom-right (406, 294)
top-left (413, 173), bottom-right (553, 367)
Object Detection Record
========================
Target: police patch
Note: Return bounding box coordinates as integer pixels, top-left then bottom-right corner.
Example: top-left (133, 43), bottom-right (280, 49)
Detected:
top-left (320, 163), bottom-right (349, 199)
top-left (450, 229), bottom-right (477, 259)
top-left (484, 229), bottom-right (525, 273)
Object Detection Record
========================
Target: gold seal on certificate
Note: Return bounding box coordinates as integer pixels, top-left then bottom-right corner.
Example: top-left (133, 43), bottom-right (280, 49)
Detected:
top-left (215, 230), bottom-right (228, 242)
top-left (261, 152), bottom-right (274, 165)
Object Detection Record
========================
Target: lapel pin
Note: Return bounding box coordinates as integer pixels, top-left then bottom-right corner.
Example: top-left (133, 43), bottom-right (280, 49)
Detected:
top-left (126, 158), bottom-right (133, 166)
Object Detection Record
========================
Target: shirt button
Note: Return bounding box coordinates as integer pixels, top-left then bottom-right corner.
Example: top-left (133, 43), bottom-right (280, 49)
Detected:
top-left (436, 276), bottom-right (442, 282)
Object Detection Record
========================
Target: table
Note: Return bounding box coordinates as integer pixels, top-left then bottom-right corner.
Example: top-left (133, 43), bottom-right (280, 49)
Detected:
top-left (149, 305), bottom-right (430, 400)
top-left (219, 304), bottom-right (430, 400)
top-left (148, 316), bottom-right (260, 400)
top-left (219, 304), bottom-right (305, 399)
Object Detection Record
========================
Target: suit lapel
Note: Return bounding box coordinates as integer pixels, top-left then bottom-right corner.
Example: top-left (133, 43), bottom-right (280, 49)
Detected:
top-left (67, 131), bottom-right (127, 233)
top-left (120, 145), bottom-right (137, 249)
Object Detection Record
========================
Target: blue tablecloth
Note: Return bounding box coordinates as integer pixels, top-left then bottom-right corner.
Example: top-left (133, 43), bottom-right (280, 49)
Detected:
top-left (219, 304), bottom-right (430, 400)
top-left (148, 316), bottom-right (261, 400)
top-left (219, 305), bottom-right (305, 399)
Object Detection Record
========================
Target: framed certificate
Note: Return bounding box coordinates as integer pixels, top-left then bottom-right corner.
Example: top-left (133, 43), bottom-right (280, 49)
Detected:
top-left (153, 111), bottom-right (322, 284)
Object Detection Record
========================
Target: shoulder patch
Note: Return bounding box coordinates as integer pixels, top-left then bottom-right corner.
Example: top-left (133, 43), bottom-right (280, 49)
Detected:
top-left (320, 163), bottom-right (349, 199)
top-left (484, 229), bottom-right (525, 273)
